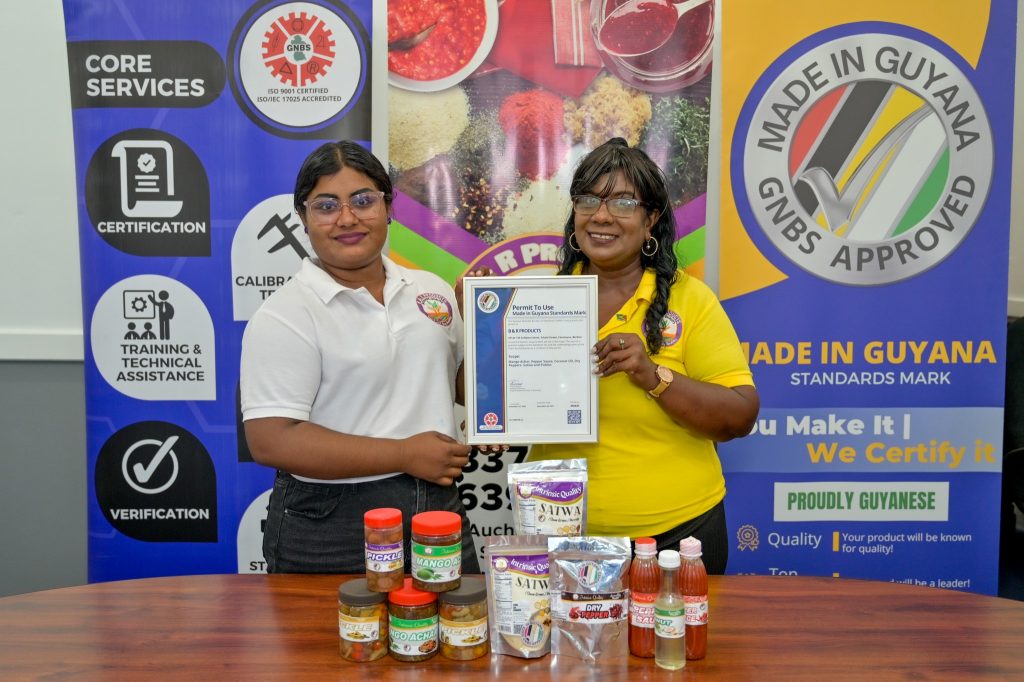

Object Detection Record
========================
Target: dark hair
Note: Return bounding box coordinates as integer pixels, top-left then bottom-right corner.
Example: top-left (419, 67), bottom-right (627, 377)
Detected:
top-left (293, 140), bottom-right (393, 215)
top-left (560, 137), bottom-right (679, 354)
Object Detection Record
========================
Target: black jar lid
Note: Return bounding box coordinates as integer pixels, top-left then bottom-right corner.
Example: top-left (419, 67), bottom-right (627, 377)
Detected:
top-left (438, 576), bottom-right (486, 605)
top-left (338, 579), bottom-right (387, 606)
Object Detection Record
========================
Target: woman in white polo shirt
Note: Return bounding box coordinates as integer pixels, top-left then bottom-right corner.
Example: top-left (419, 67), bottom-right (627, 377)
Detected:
top-left (240, 140), bottom-right (480, 574)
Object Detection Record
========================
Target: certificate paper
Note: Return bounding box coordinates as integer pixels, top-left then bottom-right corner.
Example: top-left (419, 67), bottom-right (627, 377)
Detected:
top-left (463, 276), bottom-right (598, 444)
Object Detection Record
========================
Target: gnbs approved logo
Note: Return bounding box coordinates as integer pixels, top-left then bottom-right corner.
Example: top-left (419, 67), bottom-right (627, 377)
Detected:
top-left (738, 31), bottom-right (993, 285)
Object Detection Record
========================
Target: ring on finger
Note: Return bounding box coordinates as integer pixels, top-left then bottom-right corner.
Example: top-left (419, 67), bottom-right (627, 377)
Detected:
top-left (618, 338), bottom-right (625, 348)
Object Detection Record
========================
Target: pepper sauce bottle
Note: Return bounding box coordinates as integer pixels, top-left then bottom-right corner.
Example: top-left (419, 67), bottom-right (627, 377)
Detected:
top-left (628, 537), bottom-right (658, 657)
top-left (679, 536), bottom-right (708, 660)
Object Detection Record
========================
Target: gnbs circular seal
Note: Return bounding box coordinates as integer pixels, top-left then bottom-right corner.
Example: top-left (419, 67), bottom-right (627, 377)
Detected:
top-left (228, 0), bottom-right (371, 138)
top-left (737, 30), bottom-right (993, 285)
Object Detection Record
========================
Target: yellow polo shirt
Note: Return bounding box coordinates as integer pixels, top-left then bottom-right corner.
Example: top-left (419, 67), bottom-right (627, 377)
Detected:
top-left (529, 268), bottom-right (753, 537)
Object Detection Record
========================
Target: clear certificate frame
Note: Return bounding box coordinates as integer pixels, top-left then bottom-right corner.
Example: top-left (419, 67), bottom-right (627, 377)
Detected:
top-left (463, 275), bottom-right (599, 445)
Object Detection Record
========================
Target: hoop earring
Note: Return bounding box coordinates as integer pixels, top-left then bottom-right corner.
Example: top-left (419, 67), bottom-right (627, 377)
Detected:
top-left (568, 233), bottom-right (582, 252)
top-left (642, 237), bottom-right (659, 257)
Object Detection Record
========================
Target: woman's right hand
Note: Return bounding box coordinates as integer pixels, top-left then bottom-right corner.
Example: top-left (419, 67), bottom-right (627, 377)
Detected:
top-left (400, 431), bottom-right (471, 486)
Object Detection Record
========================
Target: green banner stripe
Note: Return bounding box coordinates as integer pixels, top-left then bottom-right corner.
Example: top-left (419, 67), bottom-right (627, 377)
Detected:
top-left (676, 226), bottom-right (706, 265)
top-left (389, 222), bottom-right (468, 283)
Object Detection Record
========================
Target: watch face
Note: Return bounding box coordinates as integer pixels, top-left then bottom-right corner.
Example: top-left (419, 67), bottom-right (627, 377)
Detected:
top-left (656, 366), bottom-right (673, 383)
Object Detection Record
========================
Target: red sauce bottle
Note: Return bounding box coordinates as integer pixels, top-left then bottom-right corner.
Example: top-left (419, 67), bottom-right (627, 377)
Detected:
top-left (678, 536), bottom-right (708, 660)
top-left (628, 537), bottom-right (659, 657)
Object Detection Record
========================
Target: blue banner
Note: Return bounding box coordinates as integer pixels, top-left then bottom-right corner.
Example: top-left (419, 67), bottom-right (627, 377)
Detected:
top-left (718, 1), bottom-right (1015, 594)
top-left (65, 0), bottom-right (375, 581)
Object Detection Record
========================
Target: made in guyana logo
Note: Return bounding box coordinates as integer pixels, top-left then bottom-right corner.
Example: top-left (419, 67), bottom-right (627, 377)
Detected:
top-left (737, 30), bottom-right (993, 285)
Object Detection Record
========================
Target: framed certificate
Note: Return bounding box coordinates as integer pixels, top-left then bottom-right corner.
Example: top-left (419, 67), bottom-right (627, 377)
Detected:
top-left (463, 276), bottom-right (598, 444)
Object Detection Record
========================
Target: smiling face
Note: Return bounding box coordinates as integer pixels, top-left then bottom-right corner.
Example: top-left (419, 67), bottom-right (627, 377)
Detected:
top-left (572, 171), bottom-right (658, 272)
top-left (299, 165), bottom-right (390, 284)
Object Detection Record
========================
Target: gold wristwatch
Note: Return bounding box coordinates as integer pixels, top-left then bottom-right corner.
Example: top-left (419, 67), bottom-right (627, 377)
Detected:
top-left (648, 365), bottom-right (673, 398)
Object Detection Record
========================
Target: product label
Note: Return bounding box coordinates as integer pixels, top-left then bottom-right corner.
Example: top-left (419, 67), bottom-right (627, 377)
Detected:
top-left (488, 552), bottom-right (550, 638)
top-left (557, 591), bottom-right (627, 624)
top-left (630, 591), bottom-right (656, 628)
top-left (411, 541), bottom-right (461, 583)
top-left (654, 606), bottom-right (685, 639)
top-left (389, 614), bottom-right (439, 655)
top-left (513, 480), bottom-right (584, 535)
top-left (339, 611), bottom-right (380, 643)
top-left (440, 616), bottom-right (489, 647)
top-left (684, 594), bottom-right (709, 625)
top-left (365, 541), bottom-right (403, 573)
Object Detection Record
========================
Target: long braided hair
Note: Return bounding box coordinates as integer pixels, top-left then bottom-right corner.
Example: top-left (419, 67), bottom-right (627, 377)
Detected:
top-left (558, 138), bottom-right (679, 355)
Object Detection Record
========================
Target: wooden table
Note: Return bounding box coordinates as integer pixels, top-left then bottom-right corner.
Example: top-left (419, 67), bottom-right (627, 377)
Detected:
top-left (1, 574), bottom-right (1022, 680)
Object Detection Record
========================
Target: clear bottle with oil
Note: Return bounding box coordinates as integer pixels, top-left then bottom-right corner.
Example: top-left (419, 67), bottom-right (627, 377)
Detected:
top-left (654, 549), bottom-right (685, 670)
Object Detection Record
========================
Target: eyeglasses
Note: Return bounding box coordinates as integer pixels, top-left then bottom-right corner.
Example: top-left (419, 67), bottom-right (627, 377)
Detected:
top-left (303, 192), bottom-right (386, 223)
top-left (571, 194), bottom-right (646, 218)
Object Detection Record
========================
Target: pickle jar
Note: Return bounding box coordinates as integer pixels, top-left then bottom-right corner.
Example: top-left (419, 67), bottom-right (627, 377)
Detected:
top-left (439, 577), bottom-right (489, 660)
top-left (388, 577), bottom-right (439, 662)
top-left (411, 510), bottom-right (462, 592)
top-left (338, 579), bottom-right (388, 662)
top-left (364, 507), bottom-right (404, 592)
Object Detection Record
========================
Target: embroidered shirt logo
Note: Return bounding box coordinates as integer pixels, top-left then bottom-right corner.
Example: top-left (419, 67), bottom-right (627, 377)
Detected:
top-left (641, 312), bottom-right (683, 347)
top-left (416, 293), bottom-right (453, 326)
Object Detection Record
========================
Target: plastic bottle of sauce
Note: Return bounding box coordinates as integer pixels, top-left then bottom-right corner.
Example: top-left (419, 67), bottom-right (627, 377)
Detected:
top-left (679, 536), bottom-right (708, 660)
top-left (628, 537), bottom-right (659, 658)
top-left (654, 549), bottom-right (685, 670)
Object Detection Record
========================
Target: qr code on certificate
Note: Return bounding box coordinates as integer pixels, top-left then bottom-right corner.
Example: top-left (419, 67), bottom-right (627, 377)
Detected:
top-left (567, 409), bottom-right (582, 425)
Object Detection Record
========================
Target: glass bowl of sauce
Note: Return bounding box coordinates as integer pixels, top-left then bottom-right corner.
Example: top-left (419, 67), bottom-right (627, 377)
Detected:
top-left (590, 0), bottom-right (714, 93)
top-left (388, 0), bottom-right (499, 92)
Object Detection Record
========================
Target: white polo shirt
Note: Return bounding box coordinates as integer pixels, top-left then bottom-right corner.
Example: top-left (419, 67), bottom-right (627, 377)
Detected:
top-left (240, 256), bottom-right (463, 484)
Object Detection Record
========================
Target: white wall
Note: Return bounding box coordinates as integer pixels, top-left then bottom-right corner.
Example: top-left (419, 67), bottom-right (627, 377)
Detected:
top-left (1, 0), bottom-right (82, 360)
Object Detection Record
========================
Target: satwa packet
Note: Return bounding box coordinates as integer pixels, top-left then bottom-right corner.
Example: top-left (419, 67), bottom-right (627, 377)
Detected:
top-left (507, 459), bottom-right (587, 536)
top-left (483, 535), bottom-right (552, 659)
top-left (547, 535), bottom-right (631, 662)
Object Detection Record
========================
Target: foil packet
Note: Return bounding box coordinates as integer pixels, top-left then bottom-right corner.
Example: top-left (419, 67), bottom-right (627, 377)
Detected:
top-left (483, 535), bottom-right (552, 659)
top-left (548, 535), bottom-right (631, 662)
top-left (508, 459), bottom-right (587, 536)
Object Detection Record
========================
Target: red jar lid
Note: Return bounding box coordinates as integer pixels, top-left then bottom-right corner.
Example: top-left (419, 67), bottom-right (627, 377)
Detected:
top-left (411, 510), bottom-right (461, 536)
top-left (364, 507), bottom-right (402, 528)
top-left (389, 577), bottom-right (437, 607)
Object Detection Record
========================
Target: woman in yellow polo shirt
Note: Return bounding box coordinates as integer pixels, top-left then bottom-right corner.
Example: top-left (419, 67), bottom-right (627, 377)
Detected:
top-left (529, 138), bottom-right (759, 573)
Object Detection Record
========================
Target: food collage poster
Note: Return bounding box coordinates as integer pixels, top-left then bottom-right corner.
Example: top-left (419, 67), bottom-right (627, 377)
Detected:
top-left (718, 0), bottom-right (1016, 594)
top-left (384, 0), bottom-right (717, 552)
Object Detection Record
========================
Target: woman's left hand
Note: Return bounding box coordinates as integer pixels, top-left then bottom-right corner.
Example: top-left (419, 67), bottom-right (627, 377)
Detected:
top-left (593, 333), bottom-right (658, 391)
top-left (455, 267), bottom-right (494, 316)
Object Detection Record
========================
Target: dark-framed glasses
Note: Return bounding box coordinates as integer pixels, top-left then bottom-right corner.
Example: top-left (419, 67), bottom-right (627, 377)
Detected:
top-left (572, 194), bottom-right (646, 218)
top-left (303, 191), bottom-right (386, 223)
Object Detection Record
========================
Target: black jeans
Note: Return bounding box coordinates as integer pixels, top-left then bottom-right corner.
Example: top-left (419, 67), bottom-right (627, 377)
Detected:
top-left (652, 499), bottom-right (729, 575)
top-left (263, 471), bottom-right (481, 574)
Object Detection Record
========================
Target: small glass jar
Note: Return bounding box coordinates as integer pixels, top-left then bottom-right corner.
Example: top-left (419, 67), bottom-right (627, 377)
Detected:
top-left (439, 577), bottom-right (489, 660)
top-left (411, 510), bottom-right (462, 592)
top-left (338, 579), bottom-right (388, 662)
top-left (364, 507), bottom-right (404, 592)
top-left (388, 577), bottom-right (439, 662)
